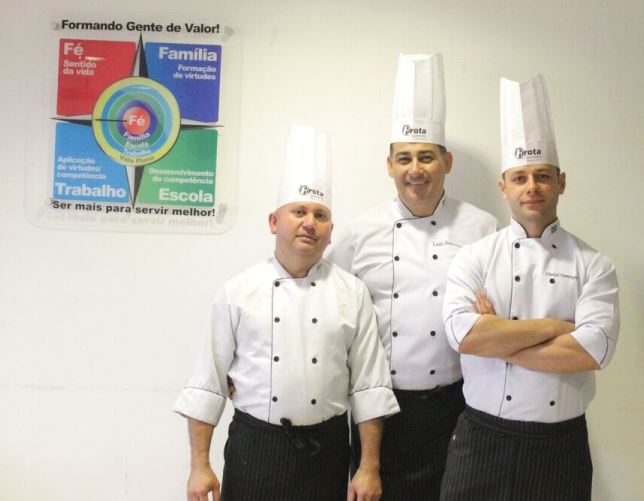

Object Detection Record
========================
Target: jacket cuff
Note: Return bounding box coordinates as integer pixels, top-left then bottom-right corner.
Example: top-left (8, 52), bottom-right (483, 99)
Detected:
top-left (173, 387), bottom-right (227, 426)
top-left (445, 312), bottom-right (480, 350)
top-left (350, 386), bottom-right (400, 423)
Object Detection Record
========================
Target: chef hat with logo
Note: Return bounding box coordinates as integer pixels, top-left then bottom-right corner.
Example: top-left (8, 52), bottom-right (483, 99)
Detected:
top-left (500, 74), bottom-right (559, 173)
top-left (276, 124), bottom-right (332, 211)
top-left (390, 53), bottom-right (446, 146)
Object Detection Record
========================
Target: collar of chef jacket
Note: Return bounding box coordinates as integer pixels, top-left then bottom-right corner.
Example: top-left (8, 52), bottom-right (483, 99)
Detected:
top-left (509, 217), bottom-right (560, 241)
top-left (271, 255), bottom-right (324, 279)
top-left (394, 191), bottom-right (448, 220)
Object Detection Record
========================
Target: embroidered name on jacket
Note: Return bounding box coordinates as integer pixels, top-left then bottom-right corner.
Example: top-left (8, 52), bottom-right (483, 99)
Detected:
top-left (545, 271), bottom-right (579, 280)
top-left (433, 240), bottom-right (462, 247)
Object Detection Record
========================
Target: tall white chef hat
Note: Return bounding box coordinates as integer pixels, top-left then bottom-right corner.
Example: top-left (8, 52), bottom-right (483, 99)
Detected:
top-left (500, 74), bottom-right (559, 173)
top-left (391, 53), bottom-right (446, 146)
top-left (276, 124), bottom-right (332, 211)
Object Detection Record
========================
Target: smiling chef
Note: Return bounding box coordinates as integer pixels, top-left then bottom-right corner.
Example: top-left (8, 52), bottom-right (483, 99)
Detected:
top-left (328, 53), bottom-right (496, 500)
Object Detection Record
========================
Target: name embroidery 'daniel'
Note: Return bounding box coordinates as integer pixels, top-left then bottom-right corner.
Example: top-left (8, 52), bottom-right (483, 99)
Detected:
top-left (545, 271), bottom-right (579, 280)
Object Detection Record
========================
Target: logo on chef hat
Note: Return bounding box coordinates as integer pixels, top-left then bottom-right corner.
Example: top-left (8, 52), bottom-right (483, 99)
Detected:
top-left (514, 147), bottom-right (543, 161)
top-left (299, 184), bottom-right (325, 201)
top-left (402, 124), bottom-right (428, 136)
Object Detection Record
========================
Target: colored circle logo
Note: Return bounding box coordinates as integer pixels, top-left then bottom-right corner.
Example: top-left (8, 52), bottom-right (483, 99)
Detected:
top-left (123, 106), bottom-right (152, 135)
top-left (92, 77), bottom-right (180, 166)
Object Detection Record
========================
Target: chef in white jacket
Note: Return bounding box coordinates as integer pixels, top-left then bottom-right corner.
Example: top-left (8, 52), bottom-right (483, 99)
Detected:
top-left (440, 74), bottom-right (620, 501)
top-left (328, 54), bottom-right (496, 500)
top-left (175, 125), bottom-right (399, 501)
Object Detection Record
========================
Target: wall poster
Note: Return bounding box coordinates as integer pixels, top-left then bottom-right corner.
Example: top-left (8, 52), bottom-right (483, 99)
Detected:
top-left (25, 18), bottom-right (241, 233)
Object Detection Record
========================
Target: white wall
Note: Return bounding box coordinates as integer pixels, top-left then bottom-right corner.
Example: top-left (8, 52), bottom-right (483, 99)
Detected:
top-left (1, 1), bottom-right (642, 499)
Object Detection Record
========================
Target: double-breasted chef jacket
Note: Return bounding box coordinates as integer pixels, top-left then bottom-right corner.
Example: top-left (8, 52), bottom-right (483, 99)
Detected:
top-left (174, 257), bottom-right (400, 427)
top-left (443, 218), bottom-right (620, 422)
top-left (328, 195), bottom-right (497, 389)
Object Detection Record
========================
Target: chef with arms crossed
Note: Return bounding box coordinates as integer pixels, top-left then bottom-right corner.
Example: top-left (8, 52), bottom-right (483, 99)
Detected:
top-left (440, 74), bottom-right (620, 501)
top-left (328, 53), bottom-right (496, 500)
top-left (175, 125), bottom-right (399, 501)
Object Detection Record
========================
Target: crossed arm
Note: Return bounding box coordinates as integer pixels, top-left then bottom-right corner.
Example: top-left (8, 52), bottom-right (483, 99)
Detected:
top-left (463, 292), bottom-right (600, 373)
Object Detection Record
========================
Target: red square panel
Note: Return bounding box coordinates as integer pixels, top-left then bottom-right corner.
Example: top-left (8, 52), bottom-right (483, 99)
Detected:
top-left (57, 39), bottom-right (136, 116)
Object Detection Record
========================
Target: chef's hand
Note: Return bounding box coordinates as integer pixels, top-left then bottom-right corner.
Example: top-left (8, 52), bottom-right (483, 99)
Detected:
top-left (474, 291), bottom-right (496, 316)
top-left (347, 465), bottom-right (382, 501)
top-left (187, 464), bottom-right (220, 501)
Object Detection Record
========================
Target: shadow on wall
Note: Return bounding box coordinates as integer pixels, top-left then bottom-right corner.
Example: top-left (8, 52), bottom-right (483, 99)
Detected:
top-left (444, 142), bottom-right (507, 224)
top-left (588, 431), bottom-right (613, 501)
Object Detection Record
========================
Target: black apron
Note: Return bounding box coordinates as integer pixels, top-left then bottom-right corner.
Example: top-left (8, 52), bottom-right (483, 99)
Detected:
top-left (222, 409), bottom-right (350, 501)
top-left (440, 405), bottom-right (592, 501)
top-left (352, 379), bottom-right (465, 500)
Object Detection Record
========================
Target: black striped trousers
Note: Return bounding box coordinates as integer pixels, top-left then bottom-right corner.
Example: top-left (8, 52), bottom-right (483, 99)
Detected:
top-left (352, 380), bottom-right (465, 501)
top-left (221, 409), bottom-right (350, 501)
top-left (440, 406), bottom-right (592, 501)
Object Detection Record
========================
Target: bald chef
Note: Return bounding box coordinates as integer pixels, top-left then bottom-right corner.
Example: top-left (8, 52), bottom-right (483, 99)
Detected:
top-left (174, 125), bottom-right (399, 501)
top-left (440, 74), bottom-right (620, 500)
top-left (328, 53), bottom-right (496, 500)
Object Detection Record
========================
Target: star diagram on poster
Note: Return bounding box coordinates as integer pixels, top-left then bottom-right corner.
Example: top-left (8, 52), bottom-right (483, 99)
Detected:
top-left (53, 35), bottom-right (222, 210)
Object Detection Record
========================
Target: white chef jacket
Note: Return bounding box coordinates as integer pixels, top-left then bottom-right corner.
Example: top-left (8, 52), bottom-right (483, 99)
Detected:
top-left (328, 195), bottom-right (497, 390)
top-left (174, 257), bottom-right (399, 427)
top-left (443, 219), bottom-right (620, 422)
